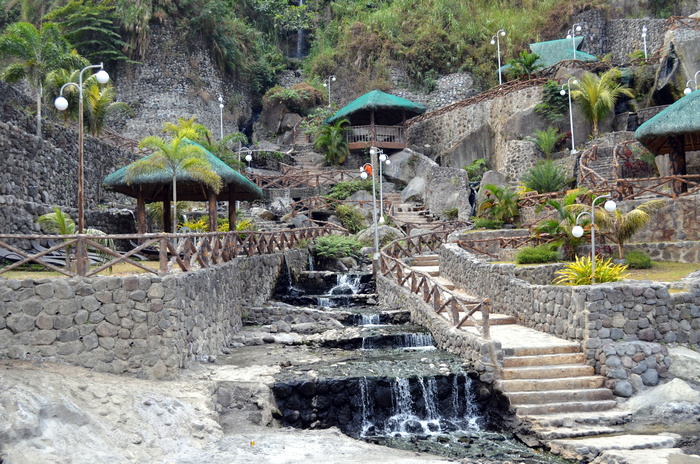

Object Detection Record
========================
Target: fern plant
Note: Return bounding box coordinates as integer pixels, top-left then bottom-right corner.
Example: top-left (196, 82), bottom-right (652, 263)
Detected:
top-left (529, 127), bottom-right (564, 159)
top-left (554, 255), bottom-right (628, 286)
top-left (522, 160), bottom-right (570, 193)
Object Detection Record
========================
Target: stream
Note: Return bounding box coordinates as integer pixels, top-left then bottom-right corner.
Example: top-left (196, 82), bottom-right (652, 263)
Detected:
top-left (268, 269), bottom-right (573, 463)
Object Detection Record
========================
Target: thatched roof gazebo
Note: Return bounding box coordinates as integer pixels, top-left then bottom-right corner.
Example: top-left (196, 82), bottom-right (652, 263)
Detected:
top-left (635, 90), bottom-right (700, 194)
top-left (103, 140), bottom-right (263, 233)
top-left (325, 90), bottom-right (427, 151)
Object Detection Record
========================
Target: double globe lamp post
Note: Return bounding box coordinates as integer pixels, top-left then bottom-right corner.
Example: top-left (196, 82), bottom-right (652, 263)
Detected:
top-left (560, 77), bottom-right (579, 154)
top-left (54, 63), bottom-right (110, 235)
top-left (571, 194), bottom-right (617, 284)
top-left (490, 29), bottom-right (506, 86)
top-left (360, 147), bottom-right (391, 261)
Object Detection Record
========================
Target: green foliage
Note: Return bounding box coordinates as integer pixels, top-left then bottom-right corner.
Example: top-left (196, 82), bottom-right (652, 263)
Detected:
top-left (535, 80), bottom-right (569, 124)
top-left (314, 118), bottom-right (350, 165)
top-left (515, 244), bottom-right (559, 265)
top-left (263, 82), bottom-right (324, 115)
top-left (301, 105), bottom-right (337, 136)
top-left (599, 199), bottom-right (664, 259)
top-left (529, 128), bottom-right (565, 159)
top-left (43, 0), bottom-right (129, 64)
top-left (554, 255), bottom-right (628, 286)
top-left (627, 49), bottom-right (646, 62)
top-left (313, 235), bottom-right (362, 260)
top-left (571, 68), bottom-right (635, 136)
top-left (477, 183), bottom-right (519, 225)
top-left (505, 51), bottom-right (543, 81)
top-left (472, 218), bottom-right (503, 230)
top-left (522, 160), bottom-right (570, 194)
top-left (624, 250), bottom-right (652, 269)
top-left (463, 158), bottom-right (488, 182)
top-left (334, 204), bottom-right (366, 234)
top-left (444, 207), bottom-right (458, 220)
top-left (327, 179), bottom-right (374, 200)
top-left (127, 128), bottom-right (222, 233)
top-left (533, 188), bottom-right (591, 261)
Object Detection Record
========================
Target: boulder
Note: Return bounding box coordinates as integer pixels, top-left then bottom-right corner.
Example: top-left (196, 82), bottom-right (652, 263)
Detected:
top-left (287, 213), bottom-right (313, 229)
top-left (425, 166), bottom-right (471, 221)
top-left (356, 225), bottom-right (405, 248)
top-left (624, 378), bottom-right (700, 413)
top-left (401, 177), bottom-right (425, 202)
top-left (250, 207), bottom-right (275, 221)
top-left (442, 122), bottom-right (494, 170)
top-left (652, 26), bottom-right (700, 102)
top-left (280, 113), bottom-right (302, 132)
top-left (669, 346), bottom-right (700, 383)
top-left (269, 197), bottom-right (294, 217)
top-left (382, 149), bottom-right (438, 185)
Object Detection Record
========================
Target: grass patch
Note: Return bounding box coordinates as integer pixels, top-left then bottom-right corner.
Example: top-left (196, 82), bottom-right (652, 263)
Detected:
top-left (625, 261), bottom-right (699, 282)
top-left (0, 260), bottom-right (160, 280)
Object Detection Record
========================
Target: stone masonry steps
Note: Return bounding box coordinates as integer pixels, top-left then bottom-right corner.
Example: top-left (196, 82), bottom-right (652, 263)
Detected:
top-left (496, 376), bottom-right (606, 392)
top-left (548, 433), bottom-right (681, 463)
top-left (501, 364), bottom-right (596, 380)
top-left (503, 352), bottom-right (586, 367)
top-left (506, 388), bottom-right (614, 406)
top-left (513, 399), bottom-right (618, 416)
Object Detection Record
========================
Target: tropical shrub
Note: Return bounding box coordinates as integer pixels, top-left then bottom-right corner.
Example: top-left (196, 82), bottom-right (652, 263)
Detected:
top-left (515, 244), bottom-right (560, 264)
top-left (473, 218), bottom-right (503, 230)
top-left (522, 160), bottom-right (570, 193)
top-left (535, 80), bottom-right (569, 123)
top-left (314, 118), bottom-right (350, 165)
top-left (534, 188), bottom-right (591, 261)
top-left (263, 82), bottom-right (324, 115)
top-left (529, 128), bottom-right (565, 159)
top-left (505, 51), bottom-right (543, 80)
top-left (334, 204), bottom-right (366, 234)
top-left (624, 250), bottom-right (652, 269)
top-left (571, 69), bottom-right (635, 136)
top-left (553, 255), bottom-right (628, 286)
top-left (444, 207), bottom-right (458, 220)
top-left (477, 184), bottom-right (519, 224)
top-left (599, 199), bottom-right (664, 259)
top-left (327, 179), bottom-right (373, 200)
top-left (463, 158), bottom-right (488, 182)
top-left (313, 235), bottom-right (362, 260)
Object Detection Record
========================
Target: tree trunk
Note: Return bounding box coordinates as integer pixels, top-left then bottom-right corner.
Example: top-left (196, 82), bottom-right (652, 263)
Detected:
top-left (668, 135), bottom-right (687, 196)
top-left (36, 82), bottom-right (42, 138)
top-left (172, 176), bottom-right (177, 233)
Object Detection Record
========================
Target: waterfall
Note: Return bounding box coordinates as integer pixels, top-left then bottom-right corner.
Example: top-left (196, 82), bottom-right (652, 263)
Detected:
top-left (330, 274), bottom-right (362, 295)
top-left (361, 314), bottom-right (380, 326)
top-left (295, 0), bottom-right (306, 58)
top-left (401, 333), bottom-right (434, 348)
top-left (308, 252), bottom-right (314, 271)
top-left (418, 377), bottom-right (439, 421)
top-left (359, 377), bottom-right (374, 437)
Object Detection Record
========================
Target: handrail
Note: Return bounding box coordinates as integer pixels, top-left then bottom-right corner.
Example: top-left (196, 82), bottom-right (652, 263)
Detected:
top-left (615, 174), bottom-right (700, 201)
top-left (0, 226), bottom-right (342, 278)
top-left (379, 231), bottom-right (491, 339)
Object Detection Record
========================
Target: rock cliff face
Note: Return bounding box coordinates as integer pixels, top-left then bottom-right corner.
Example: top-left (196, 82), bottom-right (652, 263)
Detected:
top-left (111, 24), bottom-right (256, 141)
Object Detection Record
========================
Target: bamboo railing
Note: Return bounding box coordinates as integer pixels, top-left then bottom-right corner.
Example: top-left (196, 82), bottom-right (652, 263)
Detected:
top-left (379, 231), bottom-right (491, 338)
top-left (0, 226), bottom-right (342, 278)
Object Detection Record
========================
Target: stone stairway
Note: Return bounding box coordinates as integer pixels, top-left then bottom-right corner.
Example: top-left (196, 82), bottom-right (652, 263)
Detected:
top-left (387, 197), bottom-right (438, 230)
top-left (407, 252), bottom-right (695, 463)
top-left (579, 146), bottom-right (616, 189)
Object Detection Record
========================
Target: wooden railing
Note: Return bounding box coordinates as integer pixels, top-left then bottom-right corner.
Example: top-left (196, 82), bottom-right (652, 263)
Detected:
top-left (0, 226), bottom-right (342, 278)
top-left (615, 175), bottom-right (700, 201)
top-left (251, 166), bottom-right (360, 189)
top-left (667, 16), bottom-right (700, 31)
top-left (346, 125), bottom-right (405, 145)
top-left (456, 234), bottom-right (557, 259)
top-left (379, 231), bottom-right (491, 338)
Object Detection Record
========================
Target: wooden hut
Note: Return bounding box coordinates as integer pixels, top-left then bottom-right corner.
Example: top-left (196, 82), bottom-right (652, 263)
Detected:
top-left (325, 90), bottom-right (427, 151)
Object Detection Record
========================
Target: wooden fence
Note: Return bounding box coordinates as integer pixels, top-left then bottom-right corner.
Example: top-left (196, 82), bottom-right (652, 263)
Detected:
top-left (251, 166), bottom-right (360, 189)
top-left (379, 231), bottom-right (491, 338)
top-left (0, 226), bottom-right (341, 278)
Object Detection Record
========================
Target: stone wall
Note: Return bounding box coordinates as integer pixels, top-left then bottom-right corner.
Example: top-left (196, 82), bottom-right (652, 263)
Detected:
top-left (0, 249), bottom-right (307, 379)
top-left (112, 24), bottom-right (254, 141)
top-left (626, 241), bottom-right (700, 263)
top-left (623, 195), bottom-right (700, 243)
top-left (391, 71), bottom-right (478, 112)
top-left (606, 19), bottom-right (666, 65)
top-left (377, 274), bottom-right (501, 383)
top-left (407, 87), bottom-right (545, 183)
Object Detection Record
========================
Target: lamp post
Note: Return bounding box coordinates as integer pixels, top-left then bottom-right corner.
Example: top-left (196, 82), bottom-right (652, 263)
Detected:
top-left (560, 77), bottom-right (579, 154)
top-left (566, 23), bottom-right (583, 60)
top-left (490, 29), bottom-right (506, 86)
top-left (684, 70), bottom-right (700, 95)
top-left (641, 26), bottom-right (648, 60)
top-left (571, 194), bottom-right (616, 284)
top-left (323, 75), bottom-right (336, 107)
top-left (218, 94), bottom-right (224, 140)
top-left (245, 152), bottom-right (253, 172)
top-left (370, 147), bottom-right (391, 223)
top-left (54, 63), bottom-right (109, 235)
top-left (360, 155), bottom-right (380, 259)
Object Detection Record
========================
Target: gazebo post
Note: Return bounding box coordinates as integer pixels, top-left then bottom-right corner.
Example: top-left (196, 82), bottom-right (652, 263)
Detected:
top-left (207, 189), bottom-right (217, 232)
top-left (370, 110), bottom-right (376, 146)
top-left (137, 189), bottom-right (147, 236)
top-left (668, 135), bottom-right (687, 196)
top-left (163, 187), bottom-right (172, 233)
top-left (228, 186), bottom-right (236, 231)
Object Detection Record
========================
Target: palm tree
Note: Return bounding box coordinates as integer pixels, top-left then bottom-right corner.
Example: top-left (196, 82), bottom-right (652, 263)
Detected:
top-left (163, 116), bottom-right (212, 145)
top-left (534, 188), bottom-right (590, 260)
top-left (212, 132), bottom-right (249, 171)
top-left (506, 51), bottom-right (543, 81)
top-left (314, 118), bottom-right (349, 165)
top-left (0, 22), bottom-right (86, 137)
top-left (530, 127), bottom-right (565, 159)
top-left (599, 199), bottom-right (664, 259)
top-left (477, 184), bottom-right (519, 225)
top-left (126, 129), bottom-right (223, 233)
top-left (571, 69), bottom-right (635, 137)
top-left (83, 79), bottom-right (131, 136)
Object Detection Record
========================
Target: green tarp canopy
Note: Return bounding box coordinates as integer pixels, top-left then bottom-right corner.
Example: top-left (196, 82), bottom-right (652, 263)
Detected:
top-left (103, 139), bottom-right (262, 202)
top-left (325, 90), bottom-right (427, 125)
top-left (499, 37), bottom-right (598, 74)
top-left (635, 90), bottom-right (700, 155)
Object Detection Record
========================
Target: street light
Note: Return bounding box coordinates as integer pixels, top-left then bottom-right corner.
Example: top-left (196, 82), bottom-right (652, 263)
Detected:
top-left (54, 62), bottom-right (109, 235)
top-left (566, 23), bottom-right (583, 60)
top-left (370, 147), bottom-right (390, 223)
top-left (323, 75), bottom-right (336, 107)
top-left (490, 29), bottom-right (506, 86)
top-left (560, 77), bottom-right (579, 154)
top-left (571, 193), bottom-right (616, 284)
top-left (245, 152), bottom-right (253, 171)
top-left (360, 153), bottom-right (380, 259)
top-left (641, 26), bottom-right (648, 60)
top-left (218, 94), bottom-right (224, 140)
top-left (684, 70), bottom-right (700, 95)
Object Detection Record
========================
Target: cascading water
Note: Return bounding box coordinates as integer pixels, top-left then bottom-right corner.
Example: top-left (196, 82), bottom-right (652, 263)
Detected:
top-left (294, 0), bottom-right (306, 58)
top-left (361, 314), bottom-right (380, 326)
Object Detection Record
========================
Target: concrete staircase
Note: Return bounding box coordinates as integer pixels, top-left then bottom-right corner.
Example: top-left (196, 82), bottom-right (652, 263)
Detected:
top-left (407, 252), bottom-right (694, 463)
top-left (387, 196), bottom-right (438, 230)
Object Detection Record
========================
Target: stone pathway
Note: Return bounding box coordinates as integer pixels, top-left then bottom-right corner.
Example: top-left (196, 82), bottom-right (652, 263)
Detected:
top-left (408, 253), bottom-right (700, 464)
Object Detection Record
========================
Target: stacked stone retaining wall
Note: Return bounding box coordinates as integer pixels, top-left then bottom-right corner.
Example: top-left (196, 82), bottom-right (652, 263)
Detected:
top-left (438, 243), bottom-right (698, 394)
top-left (0, 249), bottom-right (308, 379)
top-left (377, 274), bottom-right (501, 383)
